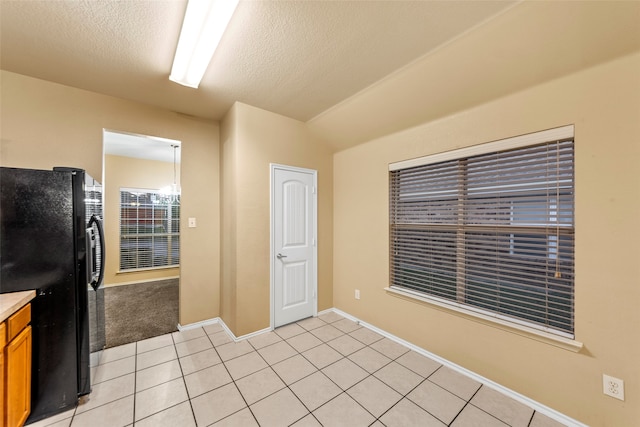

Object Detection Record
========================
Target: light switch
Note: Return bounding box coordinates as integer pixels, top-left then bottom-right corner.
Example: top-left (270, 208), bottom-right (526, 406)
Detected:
top-left (188, 217), bottom-right (197, 228)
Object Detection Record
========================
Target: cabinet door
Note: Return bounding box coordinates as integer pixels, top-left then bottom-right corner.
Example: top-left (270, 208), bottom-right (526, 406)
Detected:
top-left (1, 320), bottom-right (6, 426)
top-left (6, 325), bottom-right (31, 427)
top-left (1, 343), bottom-right (5, 427)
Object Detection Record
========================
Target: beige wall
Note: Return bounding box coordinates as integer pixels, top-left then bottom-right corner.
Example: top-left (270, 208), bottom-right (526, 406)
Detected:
top-left (221, 102), bottom-right (333, 336)
top-left (332, 52), bottom-right (640, 426)
top-left (103, 154), bottom-right (180, 286)
top-left (0, 71), bottom-right (220, 325)
top-left (220, 104), bottom-right (238, 333)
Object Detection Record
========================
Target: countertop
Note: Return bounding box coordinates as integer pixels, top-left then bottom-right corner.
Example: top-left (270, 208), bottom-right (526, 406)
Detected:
top-left (0, 290), bottom-right (36, 322)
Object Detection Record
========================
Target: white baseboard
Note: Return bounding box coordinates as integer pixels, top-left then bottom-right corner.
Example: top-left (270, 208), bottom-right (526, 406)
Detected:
top-left (178, 317), bottom-right (269, 342)
top-left (233, 326), bottom-right (272, 342)
top-left (105, 276), bottom-right (180, 287)
top-left (177, 317), bottom-right (219, 331)
top-left (317, 307), bottom-right (337, 317)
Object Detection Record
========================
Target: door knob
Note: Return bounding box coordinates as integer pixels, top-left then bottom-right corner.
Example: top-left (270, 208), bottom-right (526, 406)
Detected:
top-left (277, 253), bottom-right (287, 259)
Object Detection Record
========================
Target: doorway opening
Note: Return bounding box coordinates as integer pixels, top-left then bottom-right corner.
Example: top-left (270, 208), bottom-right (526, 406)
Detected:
top-left (102, 130), bottom-right (181, 347)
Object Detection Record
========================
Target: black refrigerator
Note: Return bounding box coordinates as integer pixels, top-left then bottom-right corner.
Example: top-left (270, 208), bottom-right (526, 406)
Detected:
top-left (0, 166), bottom-right (106, 423)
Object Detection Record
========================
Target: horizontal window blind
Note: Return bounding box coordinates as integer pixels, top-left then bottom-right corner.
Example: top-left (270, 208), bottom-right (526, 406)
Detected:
top-left (390, 133), bottom-right (575, 337)
top-left (120, 189), bottom-right (180, 271)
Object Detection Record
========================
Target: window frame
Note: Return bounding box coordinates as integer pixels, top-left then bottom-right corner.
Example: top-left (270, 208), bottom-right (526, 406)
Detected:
top-left (119, 187), bottom-right (181, 272)
top-left (388, 126), bottom-right (575, 339)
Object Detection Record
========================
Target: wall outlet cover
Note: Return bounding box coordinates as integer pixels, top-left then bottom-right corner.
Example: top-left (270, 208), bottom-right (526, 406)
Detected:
top-left (603, 374), bottom-right (624, 401)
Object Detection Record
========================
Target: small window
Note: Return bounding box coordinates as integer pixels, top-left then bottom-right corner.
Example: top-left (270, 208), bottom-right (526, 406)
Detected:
top-left (119, 188), bottom-right (180, 271)
top-left (389, 127), bottom-right (575, 337)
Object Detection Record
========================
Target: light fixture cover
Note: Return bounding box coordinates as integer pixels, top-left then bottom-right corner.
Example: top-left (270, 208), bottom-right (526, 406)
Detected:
top-left (170, 0), bottom-right (240, 88)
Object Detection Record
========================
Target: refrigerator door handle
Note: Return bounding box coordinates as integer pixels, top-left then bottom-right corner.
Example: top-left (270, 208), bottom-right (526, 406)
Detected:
top-left (88, 215), bottom-right (105, 290)
top-left (86, 227), bottom-right (96, 287)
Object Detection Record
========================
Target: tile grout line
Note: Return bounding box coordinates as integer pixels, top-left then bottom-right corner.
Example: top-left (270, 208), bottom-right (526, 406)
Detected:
top-left (130, 330), bottom-right (204, 425)
top-left (250, 322), bottom-right (326, 425)
top-left (132, 341), bottom-right (137, 426)
top-left (375, 374), bottom-right (430, 425)
top-left (342, 338), bottom-right (418, 424)
top-left (357, 341), bottom-right (414, 424)
top-left (207, 327), bottom-right (262, 426)
top-left (67, 344), bottom-right (137, 426)
top-left (172, 331), bottom-right (193, 426)
top-left (294, 318), bottom-right (371, 425)
top-left (444, 382), bottom-right (528, 427)
top-left (289, 318), bottom-right (356, 425)
top-left (284, 318), bottom-right (387, 425)
top-left (413, 364), bottom-right (482, 426)
top-left (297, 316), bottom-right (355, 425)
top-left (259, 317), bottom-right (372, 424)
top-left (442, 379), bottom-right (482, 426)
top-left (464, 393), bottom-right (519, 427)
top-left (134, 328), bottom-right (225, 425)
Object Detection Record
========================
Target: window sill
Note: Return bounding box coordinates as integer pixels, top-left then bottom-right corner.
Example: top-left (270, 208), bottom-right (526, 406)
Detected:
top-left (384, 286), bottom-right (583, 353)
top-left (117, 265), bottom-right (179, 274)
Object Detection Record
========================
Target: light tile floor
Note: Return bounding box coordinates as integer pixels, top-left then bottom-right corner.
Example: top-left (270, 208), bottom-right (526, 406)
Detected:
top-left (28, 312), bottom-right (567, 427)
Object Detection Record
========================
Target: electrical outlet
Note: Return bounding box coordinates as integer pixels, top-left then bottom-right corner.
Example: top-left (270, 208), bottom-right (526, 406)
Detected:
top-left (603, 374), bottom-right (625, 401)
top-left (355, 289), bottom-right (360, 300)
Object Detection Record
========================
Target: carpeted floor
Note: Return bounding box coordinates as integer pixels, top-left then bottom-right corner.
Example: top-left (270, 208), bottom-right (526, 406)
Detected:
top-left (104, 279), bottom-right (179, 348)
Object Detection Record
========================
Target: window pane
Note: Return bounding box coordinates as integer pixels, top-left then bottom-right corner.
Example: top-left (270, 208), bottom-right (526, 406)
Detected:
top-left (390, 138), bottom-right (574, 336)
top-left (136, 236), bottom-right (153, 269)
top-left (464, 230), bottom-right (574, 332)
top-left (119, 189), bottom-right (180, 271)
top-left (152, 235), bottom-right (169, 267)
top-left (391, 228), bottom-right (457, 300)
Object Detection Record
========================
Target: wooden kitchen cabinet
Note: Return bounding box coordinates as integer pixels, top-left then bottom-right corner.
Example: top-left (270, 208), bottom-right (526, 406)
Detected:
top-left (1, 321), bottom-right (5, 425)
top-left (2, 303), bottom-right (32, 427)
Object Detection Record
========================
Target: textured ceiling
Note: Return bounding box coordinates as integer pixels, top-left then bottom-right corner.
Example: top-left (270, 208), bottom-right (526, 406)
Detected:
top-left (0, 0), bottom-right (515, 124)
top-left (104, 131), bottom-right (181, 163)
top-left (308, 0), bottom-right (640, 150)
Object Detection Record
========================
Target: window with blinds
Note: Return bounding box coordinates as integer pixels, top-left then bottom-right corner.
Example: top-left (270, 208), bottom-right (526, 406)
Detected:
top-left (389, 127), bottom-right (575, 337)
top-left (120, 189), bottom-right (180, 271)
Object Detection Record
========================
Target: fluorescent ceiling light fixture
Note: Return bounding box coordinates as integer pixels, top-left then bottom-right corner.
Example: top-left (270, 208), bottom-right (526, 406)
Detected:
top-left (170, 0), bottom-right (240, 88)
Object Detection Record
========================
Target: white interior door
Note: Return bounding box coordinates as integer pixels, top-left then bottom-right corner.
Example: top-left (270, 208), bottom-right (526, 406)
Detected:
top-left (272, 165), bottom-right (317, 328)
